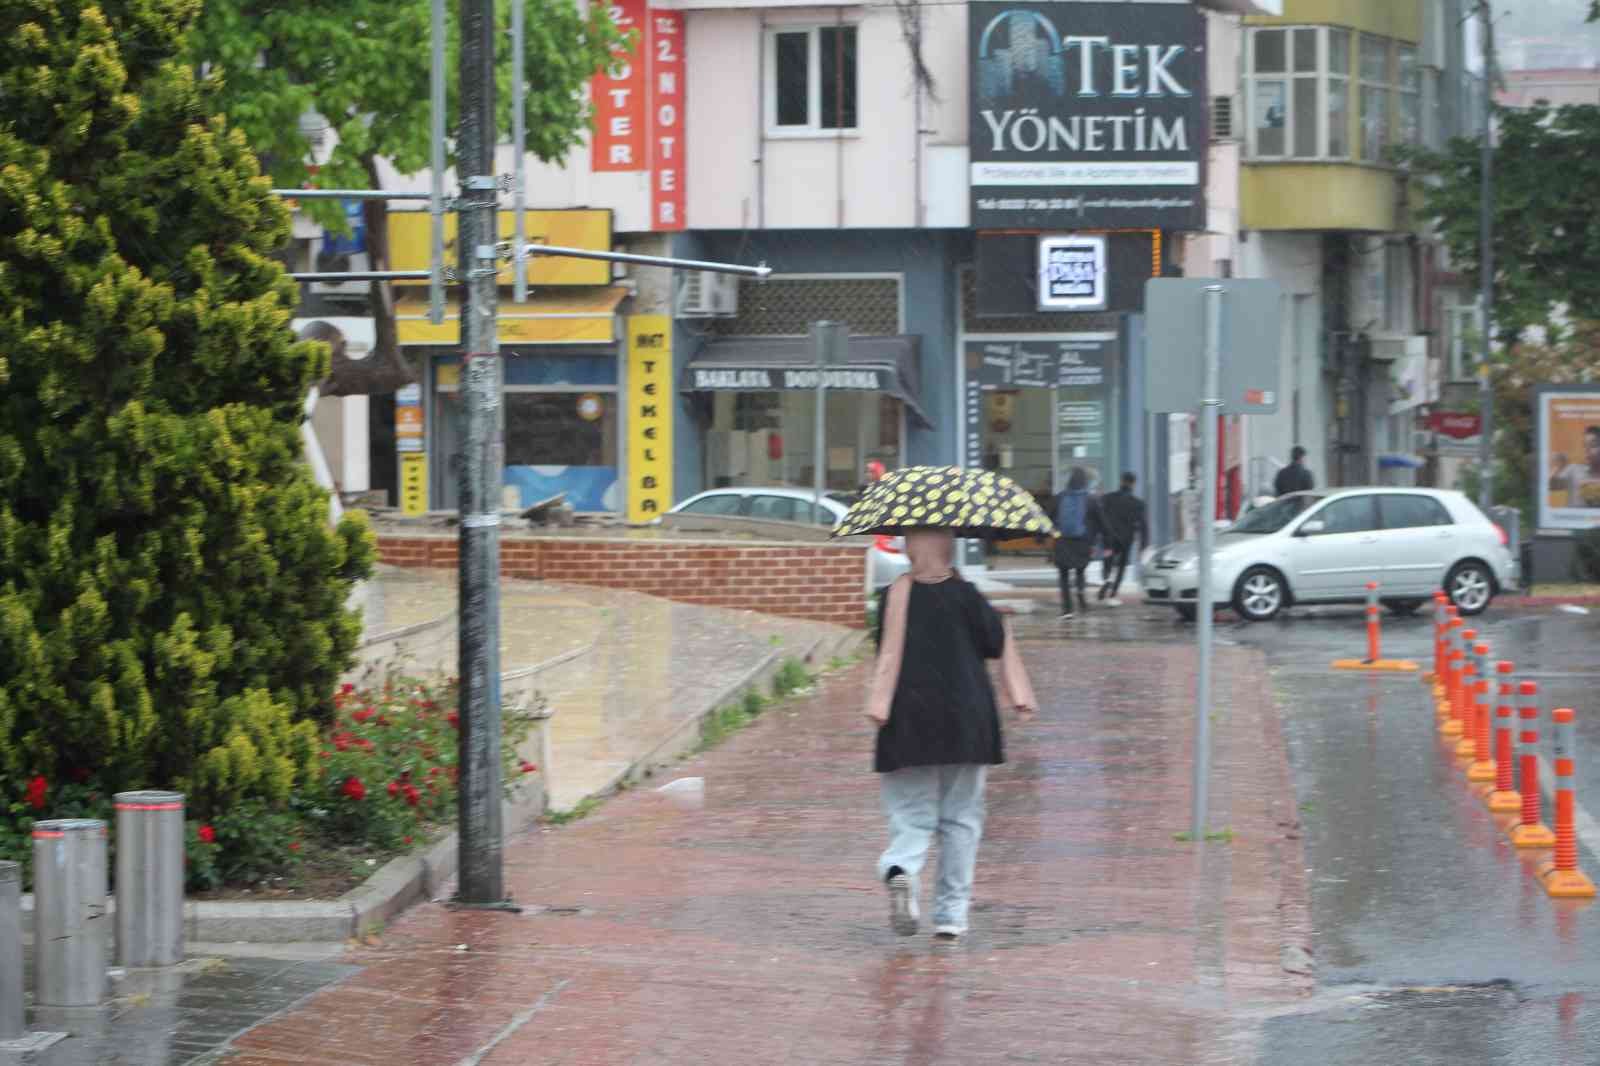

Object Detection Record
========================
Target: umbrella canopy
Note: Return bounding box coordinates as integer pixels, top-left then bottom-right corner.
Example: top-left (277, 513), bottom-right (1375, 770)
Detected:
top-left (832, 465), bottom-right (1057, 539)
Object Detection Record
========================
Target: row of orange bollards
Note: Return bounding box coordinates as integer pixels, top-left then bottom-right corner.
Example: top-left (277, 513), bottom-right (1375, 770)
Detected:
top-left (1429, 593), bottom-right (1596, 898)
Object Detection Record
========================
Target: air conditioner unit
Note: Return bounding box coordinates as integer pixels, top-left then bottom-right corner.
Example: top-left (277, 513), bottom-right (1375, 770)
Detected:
top-left (675, 270), bottom-right (739, 319)
top-left (309, 236), bottom-right (371, 298)
top-left (1210, 95), bottom-right (1236, 142)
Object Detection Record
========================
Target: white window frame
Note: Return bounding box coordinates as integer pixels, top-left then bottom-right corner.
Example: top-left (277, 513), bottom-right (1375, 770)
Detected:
top-left (764, 23), bottom-right (861, 138)
top-left (1358, 33), bottom-right (1394, 163)
top-left (1247, 26), bottom-right (1413, 165)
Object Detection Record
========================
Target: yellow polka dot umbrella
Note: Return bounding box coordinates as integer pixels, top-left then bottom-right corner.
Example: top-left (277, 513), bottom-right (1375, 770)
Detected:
top-left (832, 465), bottom-right (1058, 540)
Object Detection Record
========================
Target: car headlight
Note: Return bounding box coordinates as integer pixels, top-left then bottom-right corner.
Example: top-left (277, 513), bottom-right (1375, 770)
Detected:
top-left (1178, 557), bottom-right (1198, 572)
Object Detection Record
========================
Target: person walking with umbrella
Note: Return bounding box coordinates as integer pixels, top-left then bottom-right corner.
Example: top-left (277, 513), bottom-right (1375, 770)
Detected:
top-left (836, 466), bottom-right (1048, 942)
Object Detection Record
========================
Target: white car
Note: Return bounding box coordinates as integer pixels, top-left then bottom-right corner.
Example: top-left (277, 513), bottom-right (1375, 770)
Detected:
top-left (667, 487), bottom-right (911, 591)
top-left (1143, 488), bottom-right (1515, 622)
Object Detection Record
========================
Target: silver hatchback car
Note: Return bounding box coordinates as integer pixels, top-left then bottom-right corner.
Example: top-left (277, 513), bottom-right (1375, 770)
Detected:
top-left (1143, 488), bottom-right (1515, 622)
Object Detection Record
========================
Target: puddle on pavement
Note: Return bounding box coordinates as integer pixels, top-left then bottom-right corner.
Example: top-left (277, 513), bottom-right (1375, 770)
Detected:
top-left (2, 955), bottom-right (359, 1066)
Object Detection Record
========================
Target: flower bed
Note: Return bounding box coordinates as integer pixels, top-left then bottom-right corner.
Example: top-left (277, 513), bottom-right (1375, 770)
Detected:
top-left (0, 675), bottom-right (538, 898)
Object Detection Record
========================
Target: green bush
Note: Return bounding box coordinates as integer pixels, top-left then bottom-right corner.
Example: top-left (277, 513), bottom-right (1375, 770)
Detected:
top-left (0, 0), bottom-right (373, 818)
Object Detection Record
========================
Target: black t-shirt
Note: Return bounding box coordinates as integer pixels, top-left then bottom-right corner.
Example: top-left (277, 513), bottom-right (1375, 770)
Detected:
top-left (1274, 463), bottom-right (1314, 496)
top-left (872, 578), bottom-right (1006, 773)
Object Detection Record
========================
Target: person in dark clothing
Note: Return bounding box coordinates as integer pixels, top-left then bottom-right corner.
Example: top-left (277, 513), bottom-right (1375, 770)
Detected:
top-left (1096, 472), bottom-right (1147, 606)
top-left (1054, 467), bottom-right (1100, 619)
top-left (1274, 446), bottom-right (1315, 496)
top-left (865, 530), bottom-right (1035, 942)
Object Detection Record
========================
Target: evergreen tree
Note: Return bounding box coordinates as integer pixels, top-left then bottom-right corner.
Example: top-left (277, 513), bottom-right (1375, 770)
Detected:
top-left (0, 0), bottom-right (374, 814)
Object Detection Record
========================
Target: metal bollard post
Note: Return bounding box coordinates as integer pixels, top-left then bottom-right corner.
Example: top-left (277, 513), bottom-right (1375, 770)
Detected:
top-left (1470, 661), bottom-right (1508, 786)
top-left (32, 819), bottom-right (109, 1006)
top-left (115, 791), bottom-right (185, 968)
top-left (1510, 681), bottom-right (1556, 848)
top-left (1542, 708), bottom-right (1598, 898)
top-left (1364, 582), bottom-right (1381, 663)
top-left (1459, 642), bottom-right (1492, 762)
top-left (0, 862), bottom-right (20, 1041)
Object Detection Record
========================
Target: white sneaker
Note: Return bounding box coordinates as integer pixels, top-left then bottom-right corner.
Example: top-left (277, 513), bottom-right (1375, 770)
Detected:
top-left (887, 873), bottom-right (918, 936)
top-left (933, 924), bottom-right (963, 943)
top-left (1104, 597), bottom-right (1124, 607)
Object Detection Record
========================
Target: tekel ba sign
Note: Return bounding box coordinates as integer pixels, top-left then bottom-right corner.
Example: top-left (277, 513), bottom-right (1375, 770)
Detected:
top-left (969, 2), bottom-right (1206, 231)
top-left (627, 315), bottom-right (674, 522)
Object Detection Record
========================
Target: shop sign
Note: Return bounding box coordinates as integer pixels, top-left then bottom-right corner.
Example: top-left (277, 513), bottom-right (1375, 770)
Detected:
top-left (968, 336), bottom-right (1113, 390)
top-left (400, 453), bottom-right (428, 516)
top-left (1038, 234), bottom-right (1107, 312)
top-left (592, 0), bottom-right (648, 172)
top-left (969, 1), bottom-right (1206, 230)
top-left (396, 383), bottom-right (424, 454)
top-left (1428, 411), bottom-right (1481, 440)
top-left (690, 367), bottom-right (885, 391)
top-left (649, 11), bottom-right (686, 231)
top-left (627, 315), bottom-right (674, 522)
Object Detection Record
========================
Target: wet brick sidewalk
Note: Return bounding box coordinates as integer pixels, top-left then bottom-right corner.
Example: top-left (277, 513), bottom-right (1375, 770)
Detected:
top-left (218, 640), bottom-right (1310, 1065)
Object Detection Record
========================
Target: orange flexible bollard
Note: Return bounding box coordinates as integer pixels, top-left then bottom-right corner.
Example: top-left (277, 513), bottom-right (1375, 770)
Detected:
top-left (1332, 582), bottom-right (1417, 672)
top-left (1510, 681), bottom-right (1556, 848)
top-left (1366, 582), bottom-right (1380, 662)
top-left (1442, 629), bottom-right (1476, 738)
top-left (1460, 643), bottom-right (1492, 764)
top-left (1542, 708), bottom-right (1597, 898)
top-left (1480, 662), bottom-right (1517, 798)
top-left (1438, 617), bottom-right (1463, 720)
top-left (1428, 593), bottom-right (1449, 683)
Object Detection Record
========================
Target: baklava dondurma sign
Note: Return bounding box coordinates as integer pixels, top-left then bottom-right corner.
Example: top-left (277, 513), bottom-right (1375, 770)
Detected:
top-left (969, 1), bottom-right (1207, 231)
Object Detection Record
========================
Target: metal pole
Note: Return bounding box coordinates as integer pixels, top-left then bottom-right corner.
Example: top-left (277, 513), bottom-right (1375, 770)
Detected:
top-left (289, 270), bottom-right (433, 284)
top-left (32, 819), bottom-right (108, 1006)
top-left (520, 243), bottom-right (771, 277)
top-left (1477, 1), bottom-right (1495, 508)
top-left (1192, 284), bottom-right (1224, 843)
top-left (114, 791), bottom-right (185, 968)
top-left (271, 189), bottom-right (435, 201)
top-left (0, 862), bottom-right (21, 1040)
top-left (430, 0), bottom-right (447, 325)
top-left (456, 0), bottom-right (508, 907)
top-left (512, 0), bottom-right (527, 304)
top-left (813, 322), bottom-right (828, 524)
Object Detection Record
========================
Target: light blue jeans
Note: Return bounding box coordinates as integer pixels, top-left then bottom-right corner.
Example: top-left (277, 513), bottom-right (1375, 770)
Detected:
top-left (876, 764), bottom-right (988, 932)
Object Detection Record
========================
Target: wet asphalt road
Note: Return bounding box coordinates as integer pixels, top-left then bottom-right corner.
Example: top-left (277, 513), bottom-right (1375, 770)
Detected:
top-left (1224, 603), bottom-right (1600, 1065)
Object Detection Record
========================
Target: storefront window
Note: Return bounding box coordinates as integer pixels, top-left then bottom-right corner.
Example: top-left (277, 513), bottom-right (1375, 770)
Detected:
top-left (504, 393), bottom-right (616, 468)
top-left (704, 390), bottom-right (900, 492)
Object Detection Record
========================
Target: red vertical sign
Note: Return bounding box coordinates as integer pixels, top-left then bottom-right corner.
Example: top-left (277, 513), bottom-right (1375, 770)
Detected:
top-left (648, 10), bottom-right (686, 231)
top-left (591, 0), bottom-right (647, 172)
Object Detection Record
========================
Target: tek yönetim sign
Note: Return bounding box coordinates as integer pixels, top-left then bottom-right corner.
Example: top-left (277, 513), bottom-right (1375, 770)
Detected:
top-left (969, 1), bottom-right (1206, 231)
top-left (690, 367), bottom-right (887, 391)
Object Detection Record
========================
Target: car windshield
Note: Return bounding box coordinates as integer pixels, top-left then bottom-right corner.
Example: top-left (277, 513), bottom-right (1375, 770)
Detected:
top-left (1231, 494), bottom-right (1322, 534)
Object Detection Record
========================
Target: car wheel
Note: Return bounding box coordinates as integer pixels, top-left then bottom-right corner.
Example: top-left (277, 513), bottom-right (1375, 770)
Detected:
top-left (1232, 566), bottom-right (1286, 622)
top-left (1175, 604), bottom-right (1197, 623)
top-left (1446, 561), bottom-right (1494, 616)
top-left (1383, 599), bottom-right (1424, 617)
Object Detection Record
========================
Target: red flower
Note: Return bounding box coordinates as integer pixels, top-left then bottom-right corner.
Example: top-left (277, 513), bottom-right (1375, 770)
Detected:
top-left (520, 761), bottom-right (538, 775)
top-left (447, 711), bottom-right (460, 730)
top-left (197, 824), bottom-right (216, 844)
top-left (402, 784), bottom-right (421, 808)
top-left (25, 776), bottom-right (47, 811)
top-left (403, 835), bottom-right (414, 845)
top-left (356, 738), bottom-right (374, 752)
top-left (333, 733), bottom-right (351, 752)
top-left (289, 841), bottom-right (302, 853)
top-left (387, 780), bottom-right (400, 798)
top-left (340, 776), bottom-right (367, 802)
top-left (340, 683), bottom-right (355, 695)
top-left (352, 709), bottom-right (374, 724)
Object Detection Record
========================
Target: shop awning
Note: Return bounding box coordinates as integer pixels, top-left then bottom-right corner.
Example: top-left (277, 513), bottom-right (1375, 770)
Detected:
top-left (683, 335), bottom-right (932, 427)
top-left (394, 287), bottom-right (627, 345)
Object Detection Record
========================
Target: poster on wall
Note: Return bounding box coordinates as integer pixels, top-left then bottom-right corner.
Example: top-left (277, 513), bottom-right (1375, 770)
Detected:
top-left (627, 315), bottom-right (674, 522)
top-left (1537, 386), bottom-right (1600, 530)
top-left (968, 0), bottom-right (1206, 231)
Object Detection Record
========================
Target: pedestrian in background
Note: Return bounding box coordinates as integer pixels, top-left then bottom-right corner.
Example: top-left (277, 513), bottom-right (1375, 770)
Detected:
top-left (865, 529), bottom-right (1036, 942)
top-left (1054, 467), bottom-right (1099, 619)
top-left (1096, 472), bottom-right (1147, 607)
top-left (1274, 446), bottom-right (1314, 496)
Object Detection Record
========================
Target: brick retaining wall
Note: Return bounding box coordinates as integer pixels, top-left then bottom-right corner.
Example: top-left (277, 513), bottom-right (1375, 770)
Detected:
top-left (376, 535), bottom-right (869, 628)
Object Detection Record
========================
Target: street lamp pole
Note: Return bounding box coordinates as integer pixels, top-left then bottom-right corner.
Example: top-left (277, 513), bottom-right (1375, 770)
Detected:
top-left (1476, 0), bottom-right (1495, 509)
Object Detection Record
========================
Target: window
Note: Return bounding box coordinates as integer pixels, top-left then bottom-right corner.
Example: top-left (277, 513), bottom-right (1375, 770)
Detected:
top-left (1310, 495), bottom-right (1378, 535)
top-left (750, 495), bottom-right (801, 522)
top-left (1359, 34), bottom-right (1392, 161)
top-left (680, 494), bottom-right (745, 516)
top-left (768, 25), bottom-right (858, 134)
top-left (1381, 495), bottom-right (1452, 530)
top-left (1328, 29), bottom-right (1351, 157)
top-left (1397, 44), bottom-right (1421, 147)
top-left (504, 393), bottom-right (616, 469)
